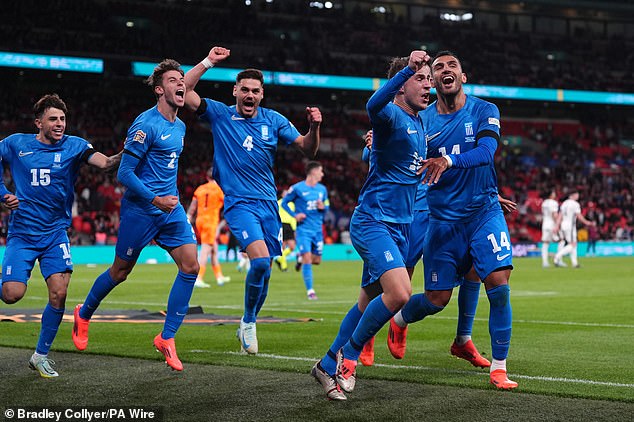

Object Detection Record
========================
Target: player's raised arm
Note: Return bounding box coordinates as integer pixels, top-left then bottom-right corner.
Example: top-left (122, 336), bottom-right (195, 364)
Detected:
top-left (184, 46), bottom-right (231, 112)
top-left (293, 106), bottom-right (322, 158)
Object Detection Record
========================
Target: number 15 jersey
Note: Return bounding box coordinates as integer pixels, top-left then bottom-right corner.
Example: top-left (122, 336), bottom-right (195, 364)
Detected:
top-left (0, 133), bottom-right (94, 236)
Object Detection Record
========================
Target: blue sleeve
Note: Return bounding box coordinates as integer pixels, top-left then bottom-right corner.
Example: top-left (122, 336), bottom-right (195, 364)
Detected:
top-left (449, 137), bottom-right (498, 168)
top-left (366, 67), bottom-right (415, 118)
top-left (361, 146), bottom-right (370, 163)
top-left (322, 186), bottom-right (330, 213)
top-left (0, 181), bottom-right (10, 200)
top-left (281, 189), bottom-right (297, 217)
top-left (273, 110), bottom-right (302, 146)
top-left (0, 138), bottom-right (12, 200)
top-left (117, 152), bottom-right (156, 203)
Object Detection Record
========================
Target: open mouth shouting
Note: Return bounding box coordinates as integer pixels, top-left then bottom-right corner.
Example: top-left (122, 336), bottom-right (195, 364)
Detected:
top-left (441, 74), bottom-right (455, 89)
top-left (241, 98), bottom-right (256, 115)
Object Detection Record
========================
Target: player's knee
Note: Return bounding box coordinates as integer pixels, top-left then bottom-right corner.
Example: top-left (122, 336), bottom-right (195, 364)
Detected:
top-left (250, 257), bottom-right (270, 275)
top-left (426, 290), bottom-right (451, 307)
top-left (312, 256), bottom-right (322, 265)
top-left (49, 288), bottom-right (68, 308)
top-left (389, 287), bottom-right (413, 310)
top-left (2, 291), bottom-right (23, 304)
top-left (111, 268), bottom-right (131, 283)
top-left (2, 284), bottom-right (26, 304)
top-left (179, 261), bottom-right (200, 276)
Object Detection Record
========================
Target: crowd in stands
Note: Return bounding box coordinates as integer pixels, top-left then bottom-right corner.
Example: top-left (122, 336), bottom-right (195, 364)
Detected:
top-left (2, 0), bottom-right (633, 92)
top-left (0, 88), bottom-right (632, 247)
top-left (1, 0), bottom-right (632, 247)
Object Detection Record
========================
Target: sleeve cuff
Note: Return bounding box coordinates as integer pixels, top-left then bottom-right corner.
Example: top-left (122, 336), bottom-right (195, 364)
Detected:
top-left (443, 155), bottom-right (453, 168)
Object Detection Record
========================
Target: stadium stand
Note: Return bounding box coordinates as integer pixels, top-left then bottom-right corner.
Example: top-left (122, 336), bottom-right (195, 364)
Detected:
top-left (0, 0), bottom-right (632, 245)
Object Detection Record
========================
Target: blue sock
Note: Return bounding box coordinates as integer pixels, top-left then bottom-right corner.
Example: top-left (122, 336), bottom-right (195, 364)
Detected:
top-left (244, 257), bottom-right (269, 323)
top-left (487, 284), bottom-right (512, 360)
top-left (400, 293), bottom-right (444, 324)
top-left (36, 304), bottom-right (64, 355)
top-left (343, 295), bottom-right (394, 361)
top-left (162, 271), bottom-right (197, 339)
top-left (80, 269), bottom-right (118, 320)
top-left (255, 264), bottom-right (272, 316)
top-left (457, 280), bottom-right (481, 336)
top-left (321, 303), bottom-right (363, 376)
top-left (302, 263), bottom-right (313, 292)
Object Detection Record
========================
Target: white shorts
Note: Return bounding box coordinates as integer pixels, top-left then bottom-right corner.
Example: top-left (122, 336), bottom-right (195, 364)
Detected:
top-left (559, 225), bottom-right (577, 244)
top-left (541, 227), bottom-right (559, 243)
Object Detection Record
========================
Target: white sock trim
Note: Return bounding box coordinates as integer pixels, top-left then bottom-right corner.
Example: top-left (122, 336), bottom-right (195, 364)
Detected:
top-left (393, 311), bottom-right (407, 328)
top-left (490, 358), bottom-right (507, 373)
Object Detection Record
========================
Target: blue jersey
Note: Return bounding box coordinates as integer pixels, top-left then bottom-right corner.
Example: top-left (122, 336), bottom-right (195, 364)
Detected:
top-left (282, 181), bottom-right (329, 234)
top-left (414, 178), bottom-right (429, 212)
top-left (199, 99), bottom-right (300, 206)
top-left (122, 106), bottom-right (186, 215)
top-left (357, 67), bottom-right (426, 224)
top-left (0, 133), bottom-right (93, 236)
top-left (365, 145), bottom-right (428, 212)
top-left (423, 95), bottom-right (500, 221)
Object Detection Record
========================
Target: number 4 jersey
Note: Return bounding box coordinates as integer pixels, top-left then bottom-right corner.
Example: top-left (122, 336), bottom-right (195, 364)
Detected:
top-left (198, 99), bottom-right (300, 208)
top-left (0, 133), bottom-right (95, 236)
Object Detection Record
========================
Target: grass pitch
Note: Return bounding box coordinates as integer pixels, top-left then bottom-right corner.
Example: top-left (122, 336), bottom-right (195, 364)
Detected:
top-left (1, 256), bottom-right (633, 421)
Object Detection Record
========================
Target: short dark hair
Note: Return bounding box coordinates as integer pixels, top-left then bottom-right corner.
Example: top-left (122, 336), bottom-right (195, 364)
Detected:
top-left (432, 50), bottom-right (461, 67)
top-left (387, 57), bottom-right (409, 79)
top-left (145, 59), bottom-right (184, 97)
top-left (33, 94), bottom-right (67, 119)
top-left (237, 68), bottom-right (264, 85)
top-left (306, 161), bottom-right (322, 175)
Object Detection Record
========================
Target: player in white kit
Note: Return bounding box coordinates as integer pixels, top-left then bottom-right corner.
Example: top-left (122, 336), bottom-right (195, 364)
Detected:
top-left (553, 190), bottom-right (595, 268)
top-left (541, 190), bottom-right (559, 268)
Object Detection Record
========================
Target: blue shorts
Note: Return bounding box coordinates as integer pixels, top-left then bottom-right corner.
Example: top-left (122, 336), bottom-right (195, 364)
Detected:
top-left (296, 228), bottom-right (323, 256)
top-left (2, 230), bottom-right (73, 284)
top-left (423, 206), bottom-right (513, 291)
top-left (350, 211), bottom-right (410, 288)
top-left (224, 198), bottom-right (282, 256)
top-left (115, 204), bottom-right (196, 262)
top-left (405, 210), bottom-right (429, 268)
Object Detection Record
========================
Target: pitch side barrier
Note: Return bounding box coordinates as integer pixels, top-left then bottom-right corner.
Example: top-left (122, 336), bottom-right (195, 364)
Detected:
top-left (0, 243), bottom-right (631, 265)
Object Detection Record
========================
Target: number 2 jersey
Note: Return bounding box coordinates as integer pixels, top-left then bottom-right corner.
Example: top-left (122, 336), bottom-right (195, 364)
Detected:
top-left (197, 99), bottom-right (301, 208)
top-left (122, 106), bottom-right (186, 216)
top-left (0, 133), bottom-right (95, 236)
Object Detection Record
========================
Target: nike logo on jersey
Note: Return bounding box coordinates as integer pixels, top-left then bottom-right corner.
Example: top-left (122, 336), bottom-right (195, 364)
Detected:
top-left (302, 192), bottom-right (310, 196)
top-left (425, 131), bottom-right (442, 142)
top-left (19, 151), bottom-right (33, 157)
top-left (231, 115), bottom-right (245, 121)
top-left (496, 253), bottom-right (511, 261)
top-left (160, 134), bottom-right (171, 140)
top-left (407, 127), bottom-right (418, 135)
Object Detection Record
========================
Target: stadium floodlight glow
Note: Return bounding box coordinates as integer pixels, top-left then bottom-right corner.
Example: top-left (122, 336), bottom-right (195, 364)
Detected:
top-left (325, 1), bottom-right (333, 8)
top-left (310, 2), bottom-right (324, 8)
top-left (125, 21), bottom-right (134, 28)
top-left (371, 6), bottom-right (387, 14)
top-left (245, 0), bottom-right (251, 5)
top-left (440, 12), bottom-right (473, 21)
